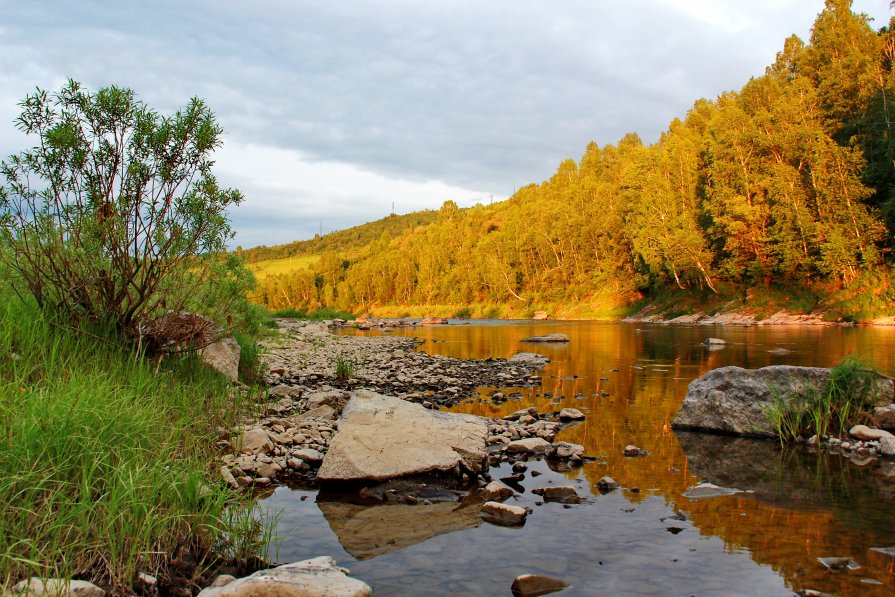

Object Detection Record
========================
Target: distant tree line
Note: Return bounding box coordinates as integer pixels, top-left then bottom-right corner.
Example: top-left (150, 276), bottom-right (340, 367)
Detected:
top-left (252, 0), bottom-right (895, 318)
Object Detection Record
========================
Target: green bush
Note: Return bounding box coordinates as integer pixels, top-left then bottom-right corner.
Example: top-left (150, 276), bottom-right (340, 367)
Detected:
top-left (0, 80), bottom-right (252, 349)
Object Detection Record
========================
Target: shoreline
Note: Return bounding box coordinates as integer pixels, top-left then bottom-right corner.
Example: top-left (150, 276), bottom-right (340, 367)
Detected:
top-left (339, 308), bottom-right (895, 327)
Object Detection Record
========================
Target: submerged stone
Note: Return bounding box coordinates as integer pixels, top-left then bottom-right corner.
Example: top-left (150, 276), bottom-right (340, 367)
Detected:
top-left (520, 333), bottom-right (570, 343)
top-left (682, 482), bottom-right (742, 499)
top-left (480, 501), bottom-right (527, 526)
top-left (816, 556), bottom-right (861, 571)
top-left (511, 574), bottom-right (569, 596)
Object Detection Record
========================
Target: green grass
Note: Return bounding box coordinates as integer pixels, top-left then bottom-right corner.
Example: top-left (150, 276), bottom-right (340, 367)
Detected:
top-left (0, 280), bottom-right (271, 592)
top-left (763, 356), bottom-right (878, 444)
top-left (248, 254), bottom-right (321, 280)
top-left (334, 356), bottom-right (358, 380)
top-left (272, 306), bottom-right (355, 321)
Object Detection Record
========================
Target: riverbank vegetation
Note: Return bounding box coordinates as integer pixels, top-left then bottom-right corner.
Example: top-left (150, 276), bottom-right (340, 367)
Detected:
top-left (765, 357), bottom-right (879, 443)
top-left (0, 82), bottom-right (273, 591)
top-left (0, 272), bottom-right (269, 592)
top-left (245, 1), bottom-right (895, 322)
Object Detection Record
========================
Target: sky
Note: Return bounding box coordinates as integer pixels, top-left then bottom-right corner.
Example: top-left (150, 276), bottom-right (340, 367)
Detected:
top-left (1, 0), bottom-right (892, 249)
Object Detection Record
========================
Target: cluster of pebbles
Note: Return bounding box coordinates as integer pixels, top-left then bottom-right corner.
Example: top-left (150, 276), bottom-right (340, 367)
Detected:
top-left (804, 424), bottom-right (895, 464)
top-left (218, 388), bottom-right (593, 489)
top-left (261, 319), bottom-right (545, 408)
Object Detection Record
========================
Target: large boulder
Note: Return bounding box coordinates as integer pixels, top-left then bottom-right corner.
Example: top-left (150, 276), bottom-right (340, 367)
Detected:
top-left (317, 390), bottom-right (489, 482)
top-left (196, 557), bottom-right (370, 597)
top-left (672, 365), bottom-right (893, 436)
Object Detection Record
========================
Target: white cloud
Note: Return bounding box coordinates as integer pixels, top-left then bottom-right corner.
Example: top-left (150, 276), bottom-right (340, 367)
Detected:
top-left (1, 0), bottom-right (893, 248)
top-left (215, 140), bottom-right (491, 247)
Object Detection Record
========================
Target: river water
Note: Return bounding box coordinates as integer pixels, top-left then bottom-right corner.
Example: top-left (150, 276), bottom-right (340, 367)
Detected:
top-left (258, 321), bottom-right (895, 596)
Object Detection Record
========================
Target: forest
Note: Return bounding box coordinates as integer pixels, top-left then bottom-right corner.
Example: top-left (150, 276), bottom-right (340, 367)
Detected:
top-left (245, 1), bottom-right (895, 321)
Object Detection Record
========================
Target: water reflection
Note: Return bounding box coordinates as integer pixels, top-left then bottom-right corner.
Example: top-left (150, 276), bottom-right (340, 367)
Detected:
top-left (316, 496), bottom-right (484, 560)
top-left (260, 321), bottom-right (895, 595)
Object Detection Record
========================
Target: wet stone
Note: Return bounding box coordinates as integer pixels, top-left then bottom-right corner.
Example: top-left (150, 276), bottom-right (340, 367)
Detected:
top-left (682, 482), bottom-right (742, 499)
top-left (510, 574), bottom-right (569, 597)
top-left (817, 557), bottom-right (861, 571)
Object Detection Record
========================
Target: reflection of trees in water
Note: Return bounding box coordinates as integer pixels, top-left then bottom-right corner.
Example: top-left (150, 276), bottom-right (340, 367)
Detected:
top-left (345, 322), bottom-right (895, 593)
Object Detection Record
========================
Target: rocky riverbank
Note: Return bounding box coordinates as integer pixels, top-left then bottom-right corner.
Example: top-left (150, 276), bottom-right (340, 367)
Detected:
top-left (220, 319), bottom-right (588, 488)
top-left (261, 319), bottom-right (545, 408)
top-left (625, 306), bottom-right (835, 326)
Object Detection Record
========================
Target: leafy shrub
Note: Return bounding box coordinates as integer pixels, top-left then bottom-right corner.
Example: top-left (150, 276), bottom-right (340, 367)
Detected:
top-left (0, 80), bottom-right (251, 349)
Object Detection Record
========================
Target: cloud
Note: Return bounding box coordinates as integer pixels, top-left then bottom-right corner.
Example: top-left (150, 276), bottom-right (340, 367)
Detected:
top-left (215, 141), bottom-right (491, 247)
top-left (1, 0), bottom-right (892, 247)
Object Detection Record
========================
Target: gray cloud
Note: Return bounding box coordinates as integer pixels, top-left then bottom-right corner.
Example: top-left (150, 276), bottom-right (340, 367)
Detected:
top-left (1, 0), bottom-right (891, 247)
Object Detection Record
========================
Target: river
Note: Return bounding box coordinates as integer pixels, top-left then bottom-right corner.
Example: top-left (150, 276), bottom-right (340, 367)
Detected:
top-left (258, 320), bottom-right (895, 596)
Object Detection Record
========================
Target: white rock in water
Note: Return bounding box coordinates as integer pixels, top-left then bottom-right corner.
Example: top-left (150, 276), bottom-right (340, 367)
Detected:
top-left (507, 437), bottom-right (551, 454)
top-left (12, 579), bottom-right (105, 597)
top-left (540, 485), bottom-right (580, 503)
top-left (317, 390), bottom-right (488, 482)
top-left (481, 481), bottom-right (515, 501)
top-left (682, 482), bottom-right (742, 499)
top-left (520, 333), bottom-right (570, 343)
top-left (546, 442), bottom-right (584, 460)
top-left (511, 574), bottom-right (569, 596)
top-left (816, 556), bottom-right (861, 571)
top-left (596, 476), bottom-right (619, 492)
top-left (508, 352), bottom-right (549, 365)
top-left (703, 338), bottom-right (726, 346)
top-left (292, 448), bottom-right (324, 463)
top-left (480, 501), bottom-right (528, 526)
top-left (849, 424), bottom-right (895, 442)
top-left (558, 408), bottom-right (585, 421)
top-left (197, 556), bottom-right (371, 597)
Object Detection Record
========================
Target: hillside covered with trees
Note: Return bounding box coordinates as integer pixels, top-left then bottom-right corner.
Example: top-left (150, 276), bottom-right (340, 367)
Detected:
top-left (250, 1), bottom-right (895, 321)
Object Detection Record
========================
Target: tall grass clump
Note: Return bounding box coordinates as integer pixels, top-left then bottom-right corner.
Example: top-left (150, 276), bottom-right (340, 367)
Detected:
top-left (334, 356), bottom-right (358, 380)
top-left (0, 280), bottom-right (270, 592)
top-left (764, 356), bottom-right (879, 444)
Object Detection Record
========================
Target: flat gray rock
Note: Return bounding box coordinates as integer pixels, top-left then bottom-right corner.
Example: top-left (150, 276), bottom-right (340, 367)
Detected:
top-left (317, 390), bottom-right (489, 482)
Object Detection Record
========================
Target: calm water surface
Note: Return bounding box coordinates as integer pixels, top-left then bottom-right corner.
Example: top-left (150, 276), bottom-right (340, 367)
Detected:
top-left (259, 321), bottom-right (895, 596)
